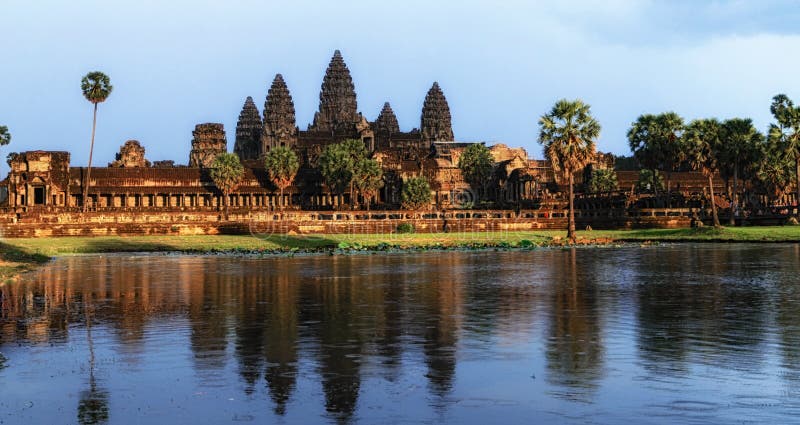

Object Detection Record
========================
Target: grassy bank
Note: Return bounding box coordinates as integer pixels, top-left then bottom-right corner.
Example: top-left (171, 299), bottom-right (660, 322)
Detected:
top-left (0, 242), bottom-right (51, 283)
top-left (4, 226), bottom-right (800, 256)
top-left (1, 226), bottom-right (798, 282)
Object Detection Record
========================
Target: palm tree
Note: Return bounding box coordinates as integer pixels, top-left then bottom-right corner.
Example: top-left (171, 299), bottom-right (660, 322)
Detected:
top-left (353, 158), bottom-right (384, 210)
top-left (80, 72), bottom-right (113, 212)
top-left (538, 99), bottom-right (601, 243)
top-left (685, 118), bottom-right (723, 227)
top-left (769, 94), bottom-right (800, 216)
top-left (719, 118), bottom-right (763, 225)
top-left (264, 146), bottom-right (300, 210)
top-left (0, 126), bottom-right (10, 174)
top-left (627, 112), bottom-right (684, 207)
top-left (210, 153), bottom-right (245, 220)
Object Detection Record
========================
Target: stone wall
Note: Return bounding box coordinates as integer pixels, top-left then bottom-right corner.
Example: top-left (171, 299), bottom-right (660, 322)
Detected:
top-left (0, 208), bottom-right (707, 238)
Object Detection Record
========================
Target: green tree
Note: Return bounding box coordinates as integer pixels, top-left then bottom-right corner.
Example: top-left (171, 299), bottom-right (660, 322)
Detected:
top-left (264, 146), bottom-right (300, 210)
top-left (80, 71), bottom-right (113, 212)
top-left (636, 169), bottom-right (664, 193)
top-left (353, 158), bottom-right (384, 210)
top-left (401, 176), bottom-right (432, 210)
top-left (458, 143), bottom-right (494, 201)
top-left (769, 94), bottom-right (800, 216)
top-left (755, 140), bottom-right (795, 207)
top-left (210, 153), bottom-right (245, 219)
top-left (318, 139), bottom-right (367, 209)
top-left (685, 118), bottom-right (723, 227)
top-left (588, 168), bottom-right (618, 193)
top-left (0, 126), bottom-right (10, 174)
top-left (0, 126), bottom-right (10, 149)
top-left (719, 118), bottom-right (764, 225)
top-left (627, 112), bottom-right (684, 206)
top-left (538, 99), bottom-right (601, 243)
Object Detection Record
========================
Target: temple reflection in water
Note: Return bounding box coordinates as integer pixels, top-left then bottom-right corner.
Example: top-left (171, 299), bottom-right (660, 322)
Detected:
top-left (2, 246), bottom-right (800, 424)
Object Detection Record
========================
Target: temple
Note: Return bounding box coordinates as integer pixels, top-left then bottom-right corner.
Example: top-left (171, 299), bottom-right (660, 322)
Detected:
top-left (0, 50), bottom-right (751, 236)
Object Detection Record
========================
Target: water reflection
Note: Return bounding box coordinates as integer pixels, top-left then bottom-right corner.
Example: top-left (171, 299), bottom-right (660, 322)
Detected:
top-left (545, 248), bottom-right (604, 401)
top-left (1, 245), bottom-right (799, 424)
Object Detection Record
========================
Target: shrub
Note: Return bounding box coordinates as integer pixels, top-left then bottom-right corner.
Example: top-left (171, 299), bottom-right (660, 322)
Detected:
top-left (396, 223), bottom-right (415, 234)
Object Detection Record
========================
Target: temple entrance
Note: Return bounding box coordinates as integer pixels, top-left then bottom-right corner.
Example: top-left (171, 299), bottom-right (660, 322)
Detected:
top-left (33, 187), bottom-right (45, 205)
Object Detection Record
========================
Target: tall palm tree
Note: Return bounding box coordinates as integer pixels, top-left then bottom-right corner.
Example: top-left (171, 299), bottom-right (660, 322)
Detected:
top-left (769, 94), bottom-right (800, 216)
top-left (210, 153), bottom-right (245, 220)
top-left (685, 118), bottom-right (723, 227)
top-left (538, 99), bottom-right (601, 243)
top-left (719, 118), bottom-right (763, 225)
top-left (264, 146), bottom-right (300, 210)
top-left (80, 72), bottom-right (113, 212)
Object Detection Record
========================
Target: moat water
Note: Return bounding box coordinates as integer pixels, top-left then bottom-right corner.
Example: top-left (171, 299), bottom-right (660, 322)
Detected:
top-left (1, 245), bottom-right (800, 424)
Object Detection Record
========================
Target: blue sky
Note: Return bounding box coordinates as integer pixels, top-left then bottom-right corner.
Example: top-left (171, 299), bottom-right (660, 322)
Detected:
top-left (2, 0), bottom-right (800, 169)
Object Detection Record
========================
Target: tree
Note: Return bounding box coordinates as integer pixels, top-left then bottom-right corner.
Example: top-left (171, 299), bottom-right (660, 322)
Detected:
top-left (627, 112), bottom-right (684, 206)
top-left (210, 153), bottom-right (245, 219)
top-left (0, 126), bottom-right (10, 149)
top-left (588, 168), bottom-right (618, 193)
top-left (538, 99), bottom-right (601, 243)
top-left (685, 118), bottom-right (723, 227)
top-left (458, 143), bottom-right (494, 201)
top-left (80, 71), bottom-right (113, 212)
top-left (636, 169), bottom-right (664, 193)
top-left (769, 94), bottom-right (800, 216)
top-left (318, 139), bottom-right (367, 209)
top-left (353, 158), bottom-right (384, 210)
top-left (264, 146), bottom-right (299, 210)
top-left (0, 126), bottom-right (10, 174)
top-left (401, 176), bottom-right (432, 210)
top-left (719, 118), bottom-right (764, 225)
top-left (755, 140), bottom-right (794, 207)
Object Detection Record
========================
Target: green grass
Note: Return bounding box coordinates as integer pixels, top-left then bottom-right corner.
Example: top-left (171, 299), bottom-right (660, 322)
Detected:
top-left (1, 225), bottom-right (799, 282)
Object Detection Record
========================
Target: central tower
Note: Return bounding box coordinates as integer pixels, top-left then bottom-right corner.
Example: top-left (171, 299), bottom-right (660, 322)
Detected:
top-left (308, 50), bottom-right (359, 133)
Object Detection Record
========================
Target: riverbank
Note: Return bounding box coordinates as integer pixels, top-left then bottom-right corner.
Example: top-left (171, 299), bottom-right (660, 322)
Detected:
top-left (1, 226), bottom-right (798, 283)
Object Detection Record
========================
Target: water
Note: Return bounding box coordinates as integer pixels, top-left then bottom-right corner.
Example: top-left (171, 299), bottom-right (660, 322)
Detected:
top-left (1, 244), bottom-right (800, 424)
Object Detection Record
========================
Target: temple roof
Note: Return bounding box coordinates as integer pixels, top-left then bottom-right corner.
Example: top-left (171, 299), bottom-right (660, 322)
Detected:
top-left (309, 50), bottom-right (359, 132)
top-left (234, 96), bottom-right (262, 161)
top-left (263, 74), bottom-right (297, 133)
top-left (421, 82), bottom-right (454, 142)
top-left (374, 102), bottom-right (400, 134)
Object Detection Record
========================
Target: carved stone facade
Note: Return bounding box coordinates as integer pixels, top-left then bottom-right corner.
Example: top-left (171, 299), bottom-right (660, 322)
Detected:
top-left (5, 151), bottom-right (71, 207)
top-left (189, 123), bottom-right (227, 168)
top-left (308, 50), bottom-right (359, 133)
top-left (110, 140), bottom-right (150, 168)
top-left (261, 74), bottom-right (298, 153)
top-left (421, 82), bottom-right (454, 144)
top-left (233, 97), bottom-right (262, 161)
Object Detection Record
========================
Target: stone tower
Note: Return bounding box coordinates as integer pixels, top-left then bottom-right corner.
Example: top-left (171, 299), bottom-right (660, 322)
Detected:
top-left (233, 96), bottom-right (262, 161)
top-left (261, 74), bottom-right (298, 153)
top-left (189, 123), bottom-right (227, 168)
top-left (374, 102), bottom-right (400, 135)
top-left (110, 140), bottom-right (150, 167)
top-left (421, 82), bottom-right (454, 143)
top-left (309, 50), bottom-right (359, 133)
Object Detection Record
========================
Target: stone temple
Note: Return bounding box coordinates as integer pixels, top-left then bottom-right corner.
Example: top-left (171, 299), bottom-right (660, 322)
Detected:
top-left (2, 50), bottom-right (620, 213)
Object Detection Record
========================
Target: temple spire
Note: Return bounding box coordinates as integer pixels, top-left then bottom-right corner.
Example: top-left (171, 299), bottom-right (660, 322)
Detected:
top-left (421, 82), bottom-right (454, 143)
top-left (309, 50), bottom-right (359, 132)
top-left (234, 96), bottom-right (262, 161)
top-left (374, 102), bottom-right (400, 134)
top-left (261, 74), bottom-right (298, 153)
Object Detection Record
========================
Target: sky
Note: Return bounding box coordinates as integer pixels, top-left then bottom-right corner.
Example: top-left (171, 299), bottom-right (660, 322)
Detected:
top-left (2, 0), bottom-right (800, 170)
